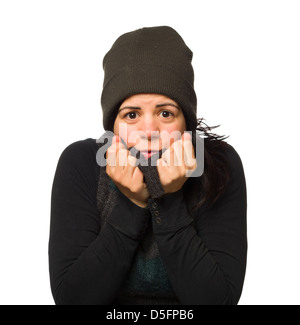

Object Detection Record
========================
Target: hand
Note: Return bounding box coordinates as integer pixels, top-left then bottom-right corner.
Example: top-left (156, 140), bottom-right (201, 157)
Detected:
top-left (106, 135), bottom-right (150, 208)
top-left (157, 132), bottom-right (197, 194)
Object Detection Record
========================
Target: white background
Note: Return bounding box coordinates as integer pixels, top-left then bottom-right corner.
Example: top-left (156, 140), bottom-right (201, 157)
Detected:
top-left (0, 0), bottom-right (299, 305)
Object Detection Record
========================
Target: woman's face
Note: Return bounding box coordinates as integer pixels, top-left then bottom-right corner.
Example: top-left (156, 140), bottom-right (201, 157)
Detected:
top-left (113, 93), bottom-right (186, 159)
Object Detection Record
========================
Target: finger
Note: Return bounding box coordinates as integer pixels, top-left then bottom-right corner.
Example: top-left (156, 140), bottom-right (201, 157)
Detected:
top-left (112, 134), bottom-right (118, 144)
top-left (183, 138), bottom-right (196, 168)
top-left (113, 135), bottom-right (126, 151)
top-left (181, 131), bottom-right (192, 142)
top-left (181, 132), bottom-right (196, 168)
top-left (157, 157), bottom-right (163, 169)
top-left (161, 147), bottom-right (172, 166)
top-left (107, 136), bottom-right (126, 166)
top-left (116, 155), bottom-right (139, 186)
top-left (116, 148), bottom-right (128, 167)
top-left (170, 132), bottom-right (191, 167)
top-left (132, 165), bottom-right (145, 184)
top-left (172, 140), bottom-right (184, 167)
top-left (127, 155), bottom-right (138, 167)
top-left (106, 145), bottom-right (117, 167)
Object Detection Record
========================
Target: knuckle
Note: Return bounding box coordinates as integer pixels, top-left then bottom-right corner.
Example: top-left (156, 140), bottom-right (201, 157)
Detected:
top-left (173, 141), bottom-right (181, 149)
top-left (180, 168), bottom-right (186, 178)
top-left (127, 155), bottom-right (137, 167)
top-left (186, 159), bottom-right (197, 170)
top-left (131, 184), bottom-right (141, 193)
top-left (131, 186), bottom-right (138, 193)
top-left (175, 169), bottom-right (182, 178)
top-left (107, 147), bottom-right (115, 156)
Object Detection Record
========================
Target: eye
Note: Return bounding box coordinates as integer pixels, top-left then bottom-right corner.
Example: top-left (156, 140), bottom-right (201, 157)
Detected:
top-left (160, 110), bottom-right (174, 118)
top-left (124, 112), bottom-right (137, 119)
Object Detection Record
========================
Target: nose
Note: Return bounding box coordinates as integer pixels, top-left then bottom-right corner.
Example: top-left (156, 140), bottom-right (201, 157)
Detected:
top-left (134, 117), bottom-right (161, 150)
top-left (139, 117), bottom-right (160, 140)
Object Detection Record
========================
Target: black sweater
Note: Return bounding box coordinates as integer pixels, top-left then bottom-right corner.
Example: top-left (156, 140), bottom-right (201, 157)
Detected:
top-left (49, 138), bottom-right (247, 305)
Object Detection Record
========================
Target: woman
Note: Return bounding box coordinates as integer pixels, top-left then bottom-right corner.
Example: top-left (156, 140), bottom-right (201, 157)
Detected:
top-left (49, 26), bottom-right (247, 305)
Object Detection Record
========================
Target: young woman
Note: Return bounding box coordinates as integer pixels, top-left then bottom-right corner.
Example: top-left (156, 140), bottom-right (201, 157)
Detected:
top-left (49, 26), bottom-right (247, 305)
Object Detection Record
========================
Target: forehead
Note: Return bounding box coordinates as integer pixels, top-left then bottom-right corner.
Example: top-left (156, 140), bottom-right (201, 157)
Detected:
top-left (121, 93), bottom-right (178, 106)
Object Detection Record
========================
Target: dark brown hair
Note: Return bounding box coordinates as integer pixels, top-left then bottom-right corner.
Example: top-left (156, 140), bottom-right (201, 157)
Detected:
top-left (186, 118), bottom-right (230, 211)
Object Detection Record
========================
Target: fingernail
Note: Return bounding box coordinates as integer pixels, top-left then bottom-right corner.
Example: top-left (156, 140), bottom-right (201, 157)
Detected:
top-left (112, 135), bottom-right (119, 144)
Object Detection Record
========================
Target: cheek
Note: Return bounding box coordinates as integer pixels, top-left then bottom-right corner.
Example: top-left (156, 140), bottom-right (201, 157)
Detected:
top-left (160, 123), bottom-right (186, 148)
top-left (114, 122), bottom-right (137, 148)
top-left (165, 117), bottom-right (186, 133)
top-left (162, 124), bottom-right (182, 134)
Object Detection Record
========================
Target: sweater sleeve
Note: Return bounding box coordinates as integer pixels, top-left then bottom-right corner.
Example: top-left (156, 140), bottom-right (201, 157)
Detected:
top-left (148, 144), bottom-right (247, 305)
top-left (48, 139), bottom-right (150, 305)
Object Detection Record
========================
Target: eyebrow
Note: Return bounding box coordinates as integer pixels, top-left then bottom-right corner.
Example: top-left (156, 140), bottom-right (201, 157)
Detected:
top-left (118, 103), bottom-right (180, 112)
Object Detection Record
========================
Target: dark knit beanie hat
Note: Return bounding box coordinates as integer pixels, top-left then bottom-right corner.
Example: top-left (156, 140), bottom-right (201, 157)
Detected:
top-left (101, 26), bottom-right (197, 131)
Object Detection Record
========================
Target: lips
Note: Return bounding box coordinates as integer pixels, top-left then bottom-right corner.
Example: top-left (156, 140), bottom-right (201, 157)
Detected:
top-left (140, 151), bottom-right (159, 159)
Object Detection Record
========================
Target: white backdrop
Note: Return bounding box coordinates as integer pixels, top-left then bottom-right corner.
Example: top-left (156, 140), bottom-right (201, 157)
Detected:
top-left (0, 0), bottom-right (299, 305)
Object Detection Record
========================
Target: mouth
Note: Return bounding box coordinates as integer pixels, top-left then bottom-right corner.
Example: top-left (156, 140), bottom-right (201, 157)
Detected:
top-left (140, 150), bottom-right (159, 159)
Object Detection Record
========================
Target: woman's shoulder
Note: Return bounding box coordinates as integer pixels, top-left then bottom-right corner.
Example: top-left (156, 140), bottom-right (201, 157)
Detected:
top-left (218, 142), bottom-right (246, 198)
top-left (221, 143), bottom-right (245, 181)
top-left (56, 138), bottom-right (100, 176)
top-left (60, 138), bottom-right (98, 158)
top-left (222, 142), bottom-right (244, 169)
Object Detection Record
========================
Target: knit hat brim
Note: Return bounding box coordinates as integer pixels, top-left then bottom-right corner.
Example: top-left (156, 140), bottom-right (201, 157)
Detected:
top-left (101, 63), bottom-right (197, 131)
